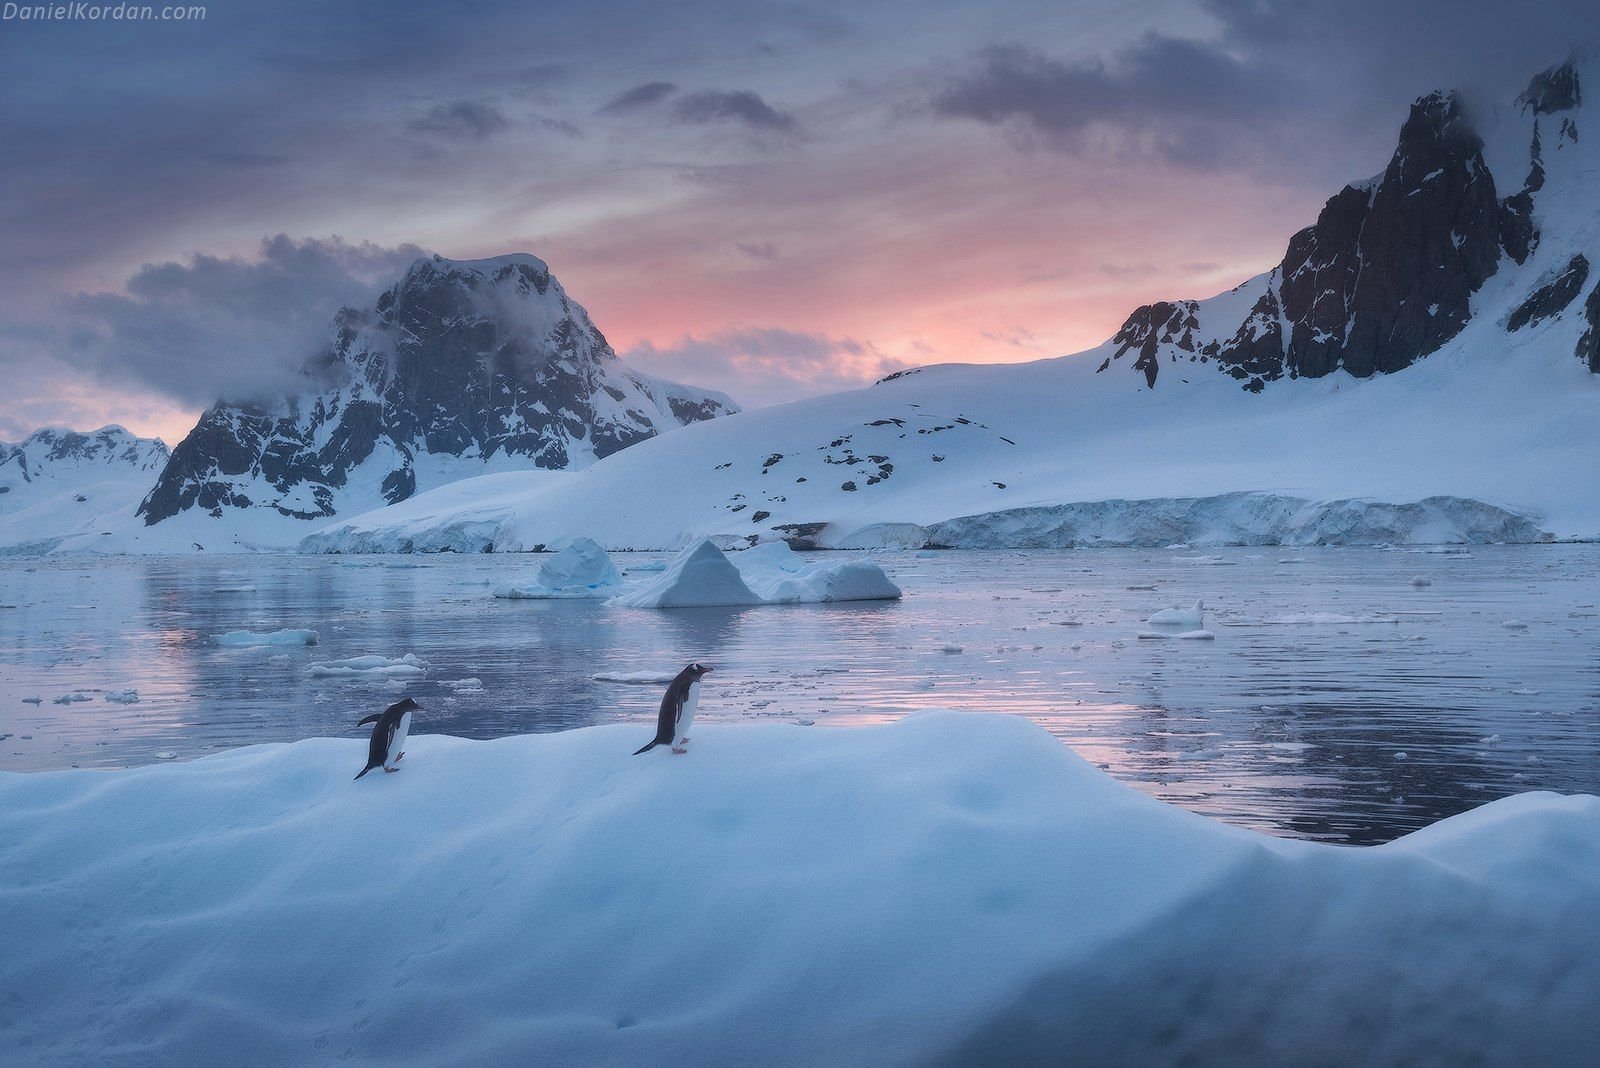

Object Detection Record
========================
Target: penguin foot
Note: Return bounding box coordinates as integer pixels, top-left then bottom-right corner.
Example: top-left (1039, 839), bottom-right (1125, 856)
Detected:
top-left (384, 767), bottom-right (401, 773)
top-left (395, 752), bottom-right (405, 762)
top-left (672, 747), bottom-right (687, 755)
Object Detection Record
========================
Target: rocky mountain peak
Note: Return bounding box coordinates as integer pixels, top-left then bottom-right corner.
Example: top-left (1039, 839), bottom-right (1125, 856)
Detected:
top-left (136, 253), bottom-right (737, 526)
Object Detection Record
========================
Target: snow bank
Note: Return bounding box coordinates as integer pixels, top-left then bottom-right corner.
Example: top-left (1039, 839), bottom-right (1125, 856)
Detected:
top-left (1, 713), bottom-right (1595, 1065)
top-left (491, 538), bottom-right (622, 599)
top-left (609, 538), bottom-right (902, 608)
top-left (212, 628), bottom-right (319, 648)
top-left (306, 654), bottom-right (428, 678)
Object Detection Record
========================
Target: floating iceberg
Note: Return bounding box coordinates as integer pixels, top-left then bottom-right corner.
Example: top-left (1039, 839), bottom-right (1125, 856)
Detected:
top-left (1146, 600), bottom-right (1204, 627)
top-left (307, 653), bottom-right (427, 678)
top-left (492, 538), bottom-right (624, 599)
top-left (213, 629), bottom-right (319, 648)
top-left (611, 539), bottom-right (902, 609)
top-left (609, 538), bottom-right (763, 608)
top-left (0, 713), bottom-right (1595, 1064)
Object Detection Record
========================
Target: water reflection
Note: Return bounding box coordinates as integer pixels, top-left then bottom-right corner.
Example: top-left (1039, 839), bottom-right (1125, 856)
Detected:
top-left (2, 546), bottom-right (1597, 844)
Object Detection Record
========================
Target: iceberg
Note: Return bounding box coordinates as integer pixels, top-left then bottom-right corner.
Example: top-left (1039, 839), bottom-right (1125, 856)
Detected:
top-left (0, 713), bottom-right (1595, 1064)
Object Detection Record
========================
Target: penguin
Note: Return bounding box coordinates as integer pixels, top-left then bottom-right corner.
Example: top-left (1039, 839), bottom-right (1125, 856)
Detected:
top-left (355, 697), bottom-right (421, 779)
top-left (634, 663), bottom-right (713, 755)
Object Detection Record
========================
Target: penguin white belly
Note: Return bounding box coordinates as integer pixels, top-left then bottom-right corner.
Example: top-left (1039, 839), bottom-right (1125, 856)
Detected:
top-left (387, 710), bottom-right (412, 769)
top-left (676, 682), bottom-right (700, 743)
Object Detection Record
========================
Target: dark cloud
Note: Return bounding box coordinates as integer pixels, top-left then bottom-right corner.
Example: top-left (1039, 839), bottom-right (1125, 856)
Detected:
top-left (673, 90), bottom-right (800, 135)
top-left (409, 100), bottom-right (511, 140)
top-left (931, 1), bottom-right (1600, 172)
top-left (624, 327), bottom-right (903, 408)
top-left (53, 236), bottom-right (429, 407)
top-left (735, 242), bottom-right (779, 261)
top-left (597, 81), bottom-right (679, 114)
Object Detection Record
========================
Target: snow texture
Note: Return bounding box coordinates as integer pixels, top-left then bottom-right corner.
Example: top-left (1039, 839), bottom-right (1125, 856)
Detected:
top-left (0, 713), bottom-right (1594, 1064)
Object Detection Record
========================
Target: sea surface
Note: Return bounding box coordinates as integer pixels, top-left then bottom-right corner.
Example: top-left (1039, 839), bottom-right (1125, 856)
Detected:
top-left (2, 546), bottom-right (1596, 844)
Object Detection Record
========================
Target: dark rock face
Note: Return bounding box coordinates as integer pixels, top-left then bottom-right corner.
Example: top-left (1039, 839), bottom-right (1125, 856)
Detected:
top-left (1278, 92), bottom-right (1502, 380)
top-left (1098, 73), bottom-right (1599, 391)
top-left (1507, 255), bottom-right (1590, 331)
top-left (1518, 62), bottom-right (1582, 115)
top-left (139, 255), bottom-right (738, 524)
top-left (1578, 283), bottom-right (1600, 375)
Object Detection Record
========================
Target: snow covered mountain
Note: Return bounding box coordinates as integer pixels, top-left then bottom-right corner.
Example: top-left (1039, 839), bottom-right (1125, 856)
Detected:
top-left (109, 253), bottom-right (736, 549)
top-left (0, 427), bottom-right (169, 554)
top-left (307, 59), bottom-right (1600, 553)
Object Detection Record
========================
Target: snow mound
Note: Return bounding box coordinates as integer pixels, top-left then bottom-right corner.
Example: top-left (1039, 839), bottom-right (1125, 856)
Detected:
top-left (1147, 600), bottom-right (1204, 627)
top-left (307, 653), bottom-right (427, 677)
top-left (1, 713), bottom-right (1595, 1064)
top-left (213, 628), bottom-right (319, 647)
top-left (609, 538), bottom-right (763, 608)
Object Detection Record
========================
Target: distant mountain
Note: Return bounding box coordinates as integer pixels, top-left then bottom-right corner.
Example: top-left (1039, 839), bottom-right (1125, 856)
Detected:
top-left (1100, 60), bottom-right (1593, 391)
top-left (0, 428), bottom-right (169, 554)
top-left (308, 59), bottom-right (1600, 552)
top-left (134, 253), bottom-right (737, 532)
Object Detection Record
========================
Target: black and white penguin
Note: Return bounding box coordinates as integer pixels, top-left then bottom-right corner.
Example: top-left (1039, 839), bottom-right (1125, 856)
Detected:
top-left (355, 697), bottom-right (421, 779)
top-left (634, 663), bottom-right (713, 755)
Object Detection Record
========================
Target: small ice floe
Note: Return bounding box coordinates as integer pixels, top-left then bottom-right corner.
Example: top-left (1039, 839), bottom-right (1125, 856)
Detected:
top-left (103, 690), bottom-right (140, 704)
top-left (1502, 620), bottom-right (1528, 630)
top-left (1174, 747), bottom-right (1225, 761)
top-left (1410, 577), bottom-right (1432, 587)
top-left (1394, 751), bottom-right (1409, 760)
top-left (307, 653), bottom-right (427, 678)
top-left (1137, 629), bottom-right (1215, 640)
top-left (444, 677), bottom-right (485, 693)
top-left (1509, 688), bottom-right (1541, 696)
top-left (1260, 612), bottom-right (1390, 625)
top-left (1146, 600), bottom-right (1204, 627)
top-left (154, 751), bottom-right (178, 760)
top-left (1480, 734), bottom-right (1501, 744)
top-left (1126, 584), bottom-right (1157, 591)
top-left (52, 693), bottom-right (94, 705)
top-left (592, 670), bottom-right (678, 685)
top-left (940, 644), bottom-right (964, 655)
top-left (212, 585), bottom-right (257, 593)
top-left (21, 696), bottom-right (42, 705)
top-left (213, 629), bottom-right (319, 648)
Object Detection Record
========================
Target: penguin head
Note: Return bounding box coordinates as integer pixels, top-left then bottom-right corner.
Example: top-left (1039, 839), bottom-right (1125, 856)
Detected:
top-left (687, 662), bottom-right (713, 677)
top-left (390, 697), bottom-right (424, 714)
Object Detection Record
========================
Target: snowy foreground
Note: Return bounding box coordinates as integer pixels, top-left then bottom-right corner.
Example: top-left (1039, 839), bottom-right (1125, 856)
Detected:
top-left (2, 714), bottom-right (1595, 1065)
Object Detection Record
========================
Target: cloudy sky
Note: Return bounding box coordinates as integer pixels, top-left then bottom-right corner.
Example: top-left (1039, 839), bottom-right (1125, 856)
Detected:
top-left (1, 0), bottom-right (1595, 443)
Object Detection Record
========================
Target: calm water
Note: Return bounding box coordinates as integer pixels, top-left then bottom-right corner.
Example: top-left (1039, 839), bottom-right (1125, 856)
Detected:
top-left (2, 546), bottom-right (1596, 843)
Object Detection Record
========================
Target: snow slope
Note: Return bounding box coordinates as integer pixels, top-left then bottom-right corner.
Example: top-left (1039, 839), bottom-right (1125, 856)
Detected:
top-left (1, 713), bottom-right (1595, 1064)
top-left (304, 323), bottom-right (1599, 550)
top-left (303, 61), bottom-right (1600, 552)
top-left (0, 427), bottom-right (169, 555)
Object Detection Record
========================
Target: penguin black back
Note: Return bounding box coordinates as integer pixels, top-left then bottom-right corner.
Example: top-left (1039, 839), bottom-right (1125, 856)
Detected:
top-left (634, 663), bottom-right (712, 755)
top-left (355, 697), bottom-right (421, 779)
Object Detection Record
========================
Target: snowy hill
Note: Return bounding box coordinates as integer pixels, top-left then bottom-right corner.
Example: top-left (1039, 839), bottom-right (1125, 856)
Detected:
top-left (1, 714), bottom-right (1595, 1063)
top-left (0, 427), bottom-right (169, 555)
top-left (49, 254), bottom-right (737, 552)
top-left (307, 59), bottom-right (1600, 552)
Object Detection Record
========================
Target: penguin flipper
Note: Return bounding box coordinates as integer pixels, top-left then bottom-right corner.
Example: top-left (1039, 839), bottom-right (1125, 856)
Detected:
top-left (356, 714), bottom-right (381, 727)
top-left (633, 740), bottom-right (661, 756)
